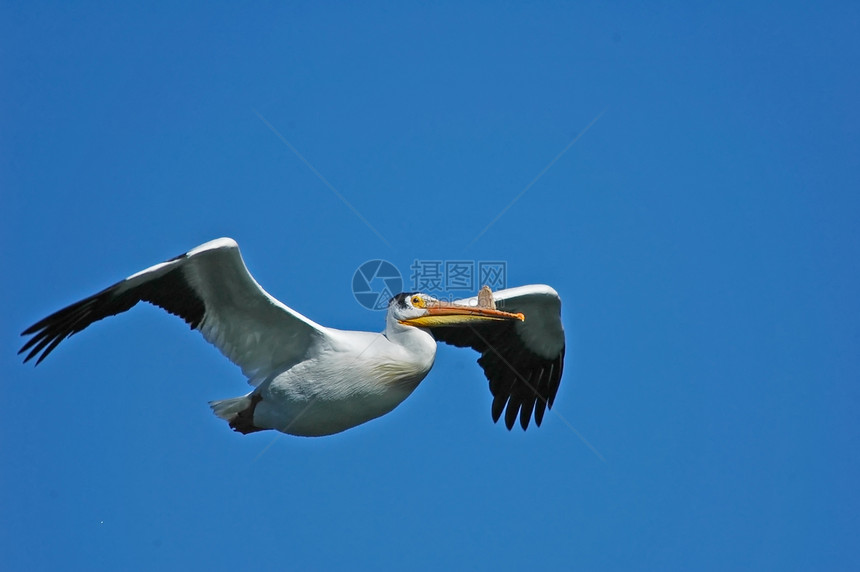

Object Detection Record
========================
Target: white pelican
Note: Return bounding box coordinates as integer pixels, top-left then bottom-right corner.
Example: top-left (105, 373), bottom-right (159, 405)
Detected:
top-left (20, 238), bottom-right (565, 435)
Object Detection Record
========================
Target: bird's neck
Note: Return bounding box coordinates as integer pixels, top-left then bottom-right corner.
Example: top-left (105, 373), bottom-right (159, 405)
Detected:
top-left (384, 317), bottom-right (437, 371)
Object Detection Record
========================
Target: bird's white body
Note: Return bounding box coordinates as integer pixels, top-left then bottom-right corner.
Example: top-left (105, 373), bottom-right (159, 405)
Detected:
top-left (21, 238), bottom-right (565, 435)
top-left (248, 323), bottom-right (436, 436)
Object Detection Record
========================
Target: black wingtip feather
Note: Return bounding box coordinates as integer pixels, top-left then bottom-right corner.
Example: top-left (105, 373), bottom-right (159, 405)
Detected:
top-left (519, 397), bottom-right (535, 430)
top-left (491, 394), bottom-right (507, 423)
top-left (534, 400), bottom-right (546, 427)
top-left (547, 354), bottom-right (564, 408)
top-left (35, 334), bottom-right (68, 365)
top-left (19, 262), bottom-right (206, 365)
top-left (430, 319), bottom-right (565, 431)
top-left (504, 402), bottom-right (519, 430)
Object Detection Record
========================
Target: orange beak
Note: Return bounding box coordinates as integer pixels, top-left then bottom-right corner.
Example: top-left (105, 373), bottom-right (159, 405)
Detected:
top-left (400, 301), bottom-right (524, 328)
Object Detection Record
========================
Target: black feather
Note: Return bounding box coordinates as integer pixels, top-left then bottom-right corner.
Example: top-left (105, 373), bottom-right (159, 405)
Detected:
top-left (20, 264), bottom-right (205, 365)
top-left (429, 318), bottom-right (564, 430)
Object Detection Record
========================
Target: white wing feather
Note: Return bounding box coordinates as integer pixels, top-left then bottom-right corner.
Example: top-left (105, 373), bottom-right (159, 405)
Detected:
top-left (453, 284), bottom-right (564, 359)
top-left (20, 238), bottom-right (331, 385)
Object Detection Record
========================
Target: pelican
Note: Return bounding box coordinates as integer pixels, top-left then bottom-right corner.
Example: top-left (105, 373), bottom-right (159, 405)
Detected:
top-left (19, 238), bottom-right (565, 436)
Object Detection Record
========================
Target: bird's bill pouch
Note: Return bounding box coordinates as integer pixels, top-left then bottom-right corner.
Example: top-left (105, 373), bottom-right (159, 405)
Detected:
top-left (399, 303), bottom-right (525, 328)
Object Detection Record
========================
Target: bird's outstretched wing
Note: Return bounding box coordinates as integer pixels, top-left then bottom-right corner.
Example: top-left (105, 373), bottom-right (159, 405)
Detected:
top-left (19, 238), bottom-right (328, 383)
top-left (428, 285), bottom-right (565, 430)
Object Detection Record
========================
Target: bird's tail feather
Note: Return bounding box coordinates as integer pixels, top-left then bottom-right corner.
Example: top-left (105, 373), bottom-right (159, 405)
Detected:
top-left (209, 393), bottom-right (265, 434)
top-left (209, 394), bottom-right (253, 421)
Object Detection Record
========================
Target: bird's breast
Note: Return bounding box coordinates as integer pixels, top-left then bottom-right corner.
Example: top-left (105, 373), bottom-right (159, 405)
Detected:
top-left (255, 334), bottom-right (435, 436)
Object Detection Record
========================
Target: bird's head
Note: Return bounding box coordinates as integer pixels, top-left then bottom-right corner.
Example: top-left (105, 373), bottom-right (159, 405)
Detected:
top-left (388, 292), bottom-right (525, 328)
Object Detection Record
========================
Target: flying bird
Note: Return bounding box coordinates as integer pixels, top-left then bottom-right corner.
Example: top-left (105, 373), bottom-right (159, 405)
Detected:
top-left (19, 238), bottom-right (565, 436)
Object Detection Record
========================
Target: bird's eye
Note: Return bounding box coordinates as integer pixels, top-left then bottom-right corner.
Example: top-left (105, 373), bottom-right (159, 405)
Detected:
top-left (411, 295), bottom-right (424, 308)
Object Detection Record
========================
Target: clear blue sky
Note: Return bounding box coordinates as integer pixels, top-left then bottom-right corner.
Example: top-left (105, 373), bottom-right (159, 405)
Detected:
top-left (2, 3), bottom-right (858, 570)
